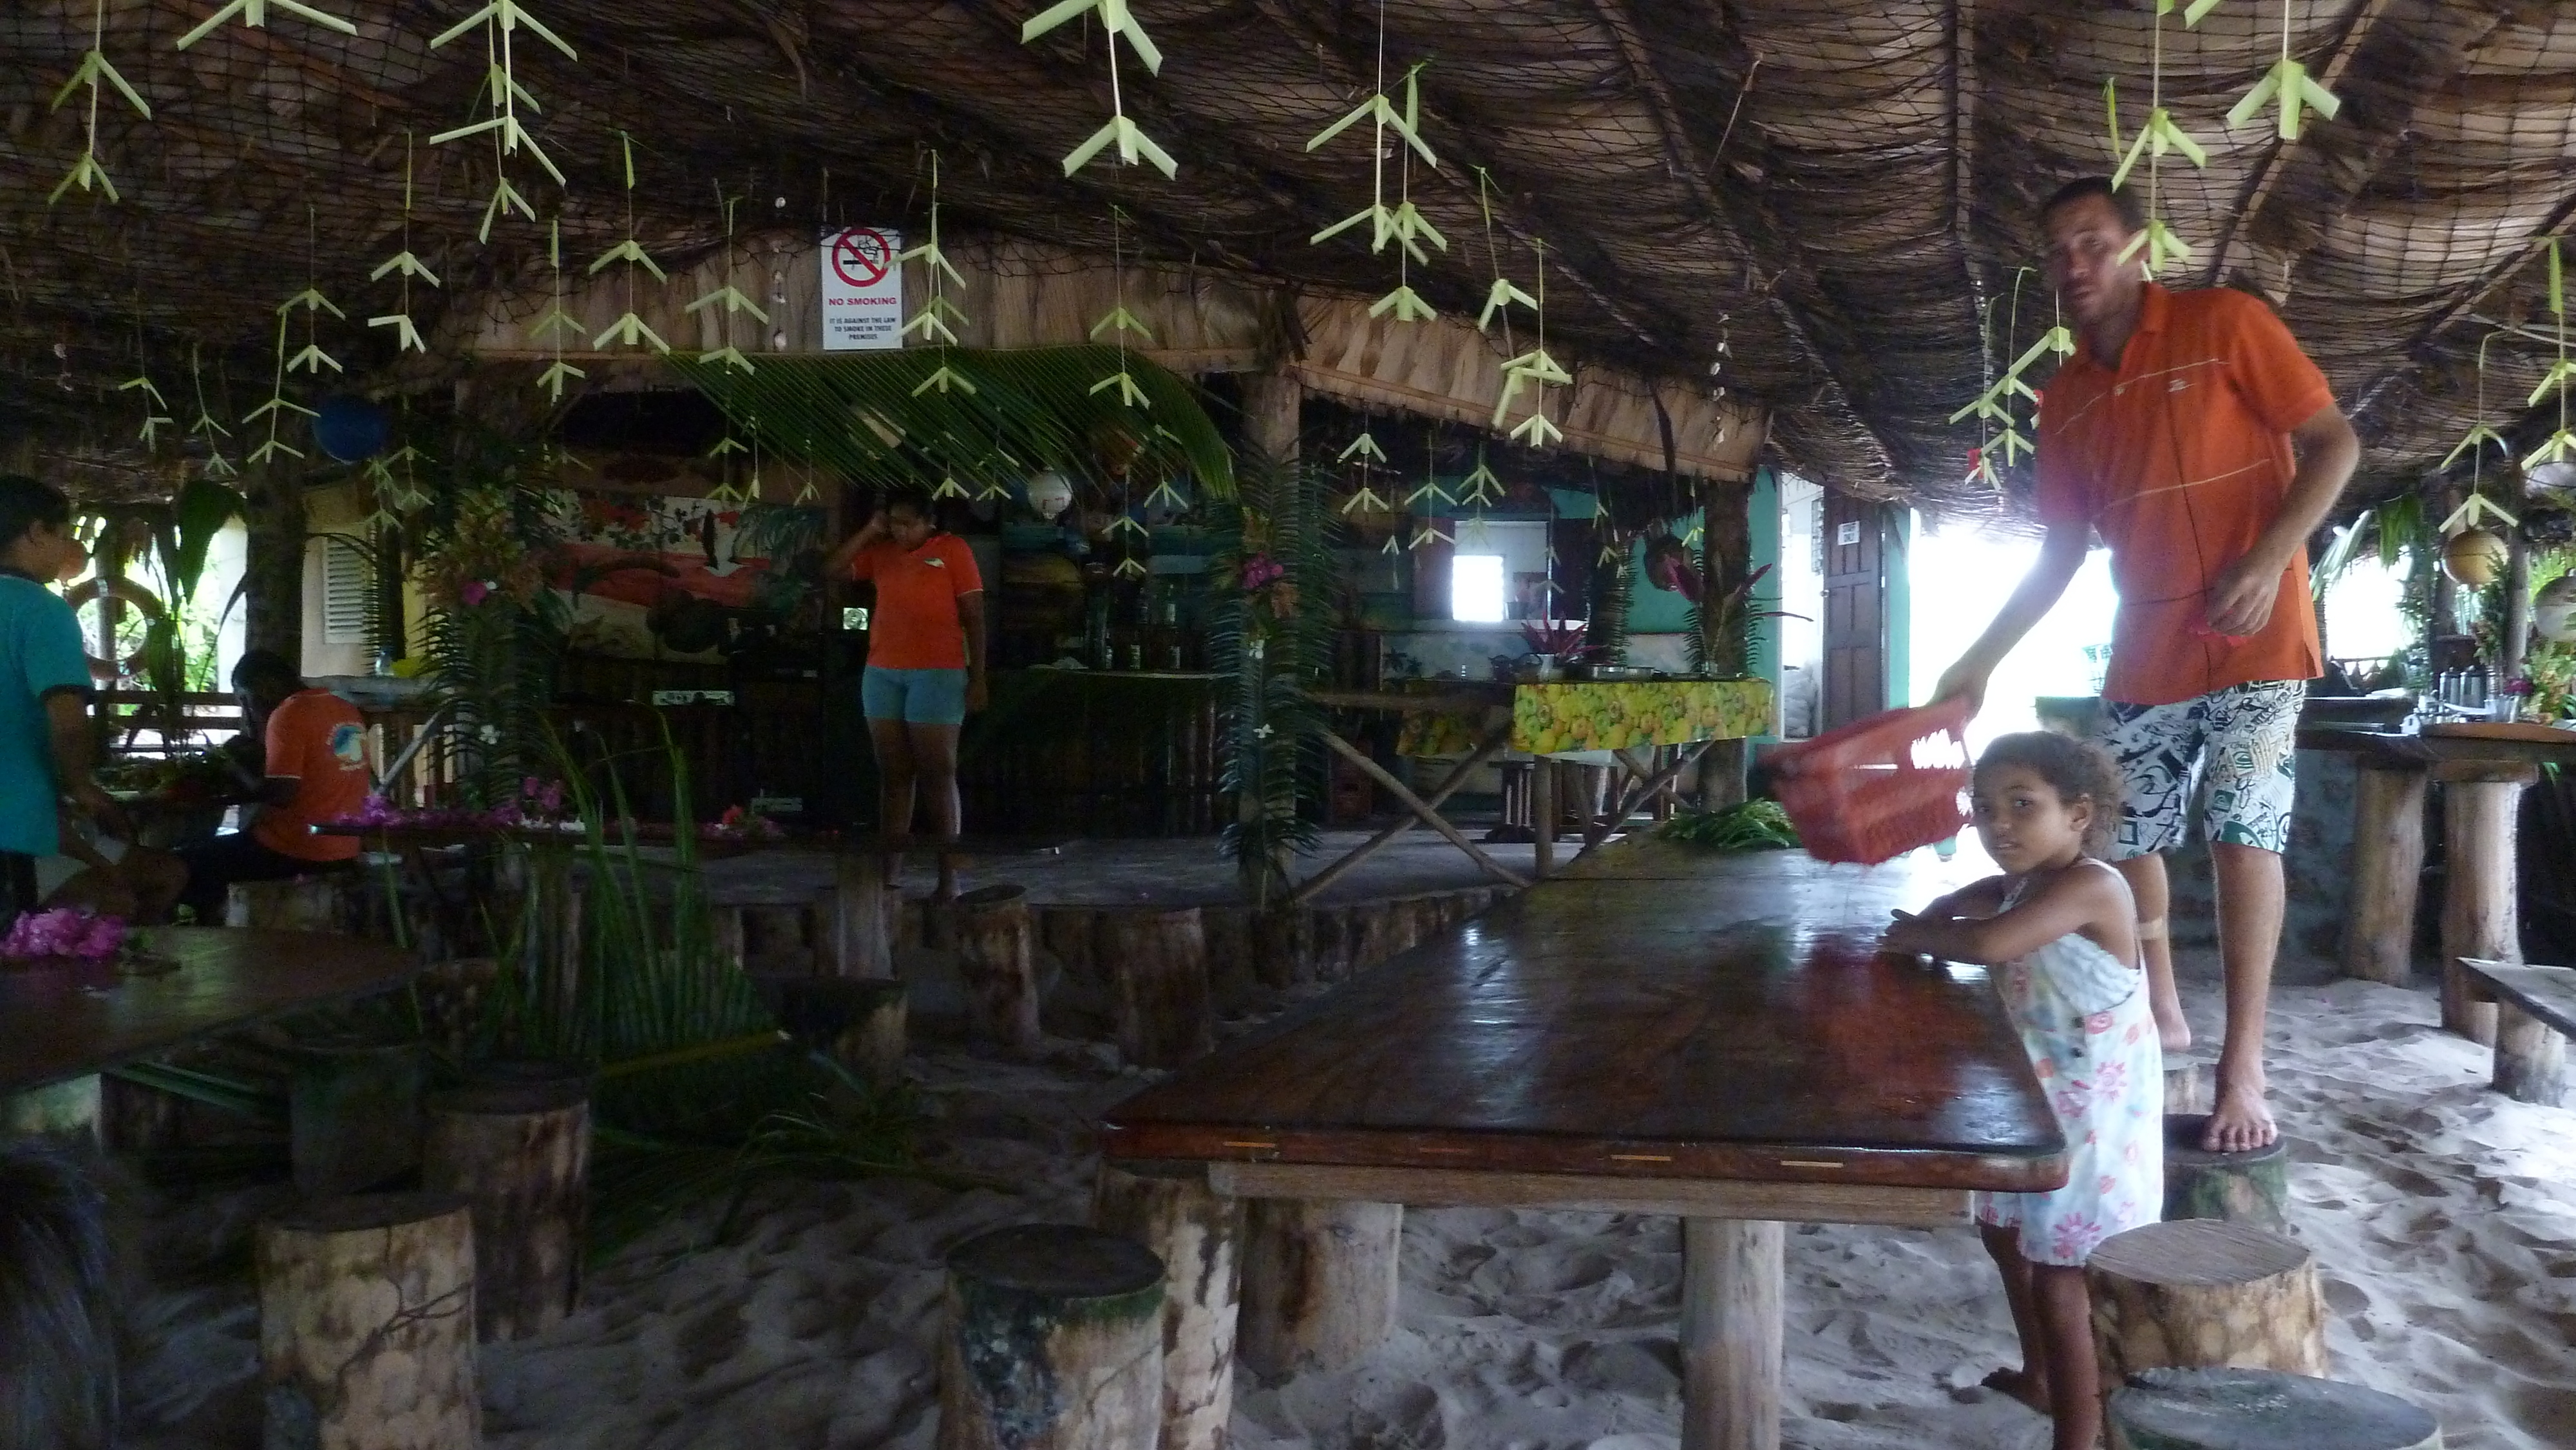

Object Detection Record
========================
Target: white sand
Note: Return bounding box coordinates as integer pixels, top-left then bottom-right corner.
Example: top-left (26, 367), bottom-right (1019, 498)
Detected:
top-left (117, 971), bottom-right (2576, 1449)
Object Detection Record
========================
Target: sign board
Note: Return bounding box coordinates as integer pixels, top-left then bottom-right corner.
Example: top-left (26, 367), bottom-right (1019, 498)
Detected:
top-left (820, 227), bottom-right (903, 351)
top-left (1835, 520), bottom-right (1862, 547)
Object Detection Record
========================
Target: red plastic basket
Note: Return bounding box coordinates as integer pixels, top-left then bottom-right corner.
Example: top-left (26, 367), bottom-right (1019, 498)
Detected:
top-left (1768, 696), bottom-right (1975, 865)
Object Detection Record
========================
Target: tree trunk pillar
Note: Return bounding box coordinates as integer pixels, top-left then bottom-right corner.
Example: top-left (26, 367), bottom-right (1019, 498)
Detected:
top-left (2440, 775), bottom-right (2525, 1044)
top-left (257, 1192), bottom-right (479, 1450)
top-left (422, 1079), bottom-right (589, 1342)
top-left (952, 883), bottom-right (1041, 1055)
top-left (1103, 907), bottom-right (1211, 1069)
top-left (2341, 766), bottom-right (2426, 985)
top-left (1681, 1216), bottom-right (1784, 1450)
top-left (936, 1223), bottom-right (1165, 1450)
top-left (1093, 1163), bottom-right (1244, 1450)
top-left (1238, 1199), bottom-right (1401, 1379)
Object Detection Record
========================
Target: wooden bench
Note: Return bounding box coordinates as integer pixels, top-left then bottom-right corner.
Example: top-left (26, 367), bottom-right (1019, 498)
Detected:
top-left (2456, 958), bottom-right (2576, 1106)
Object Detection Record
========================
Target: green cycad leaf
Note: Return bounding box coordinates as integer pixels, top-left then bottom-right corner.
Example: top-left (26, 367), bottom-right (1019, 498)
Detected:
top-left (118, 375), bottom-right (167, 406)
top-left (243, 395), bottom-right (317, 424)
top-left (589, 239), bottom-right (667, 281)
top-left (278, 287), bottom-right (344, 319)
top-left (478, 174), bottom-right (534, 241)
top-left (897, 238), bottom-right (967, 288)
top-left (1404, 478), bottom-right (1453, 508)
top-left (2226, 57), bottom-right (2340, 141)
top-left (697, 346), bottom-right (756, 374)
top-left (176, 0), bottom-right (359, 51)
top-left (1061, 115), bottom-right (1178, 179)
top-left (2441, 423), bottom-right (2506, 469)
top-left (1502, 347), bottom-right (1571, 387)
top-left (430, 0), bottom-right (577, 59)
top-left (51, 155), bottom-right (118, 205)
top-left (912, 365), bottom-right (977, 397)
top-left (1340, 485), bottom-right (1390, 514)
top-left (2526, 359), bottom-right (2576, 408)
top-left (1368, 285), bottom-right (1435, 323)
top-left (368, 314), bottom-right (426, 353)
top-left (529, 305), bottom-right (586, 343)
top-left (685, 285), bottom-right (771, 323)
top-left (1510, 410), bottom-right (1564, 448)
top-left (2439, 493), bottom-right (2519, 533)
top-left (370, 250), bottom-right (442, 287)
top-left (2110, 108), bottom-right (2208, 189)
top-left (1338, 432), bottom-right (1387, 465)
top-left (592, 313), bottom-right (671, 352)
top-left (2523, 430), bottom-right (2576, 475)
top-left (55, 50), bottom-right (151, 118)
top-left (1090, 305), bottom-right (1155, 343)
top-left (285, 344), bottom-right (342, 375)
top-left (1090, 371), bottom-right (1151, 407)
top-left (1477, 278), bottom-right (1537, 332)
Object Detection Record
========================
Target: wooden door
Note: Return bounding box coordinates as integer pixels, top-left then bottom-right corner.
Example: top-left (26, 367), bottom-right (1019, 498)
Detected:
top-left (1821, 489), bottom-right (1885, 730)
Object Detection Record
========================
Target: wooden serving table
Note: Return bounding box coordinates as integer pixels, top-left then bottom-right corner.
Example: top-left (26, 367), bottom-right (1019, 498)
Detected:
top-left (1102, 838), bottom-right (2063, 1450)
top-left (2299, 720), bottom-right (2576, 1042)
top-left (1305, 677), bottom-right (1773, 899)
top-left (1, 928), bottom-right (422, 1100)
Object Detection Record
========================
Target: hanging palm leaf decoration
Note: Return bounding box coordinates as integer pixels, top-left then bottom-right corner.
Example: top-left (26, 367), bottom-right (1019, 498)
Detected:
top-left (667, 347), bottom-right (1233, 502)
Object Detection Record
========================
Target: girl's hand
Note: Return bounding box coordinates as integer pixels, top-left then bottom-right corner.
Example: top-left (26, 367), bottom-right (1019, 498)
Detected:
top-left (1884, 912), bottom-right (1932, 956)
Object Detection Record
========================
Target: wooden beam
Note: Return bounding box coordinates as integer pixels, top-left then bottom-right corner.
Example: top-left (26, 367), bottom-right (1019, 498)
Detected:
top-left (1206, 1161), bottom-right (1967, 1229)
top-left (1318, 731), bottom-right (1531, 890)
top-left (1291, 724), bottom-right (1516, 905)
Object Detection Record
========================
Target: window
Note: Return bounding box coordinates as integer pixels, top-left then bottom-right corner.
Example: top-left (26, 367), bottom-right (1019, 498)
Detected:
top-left (321, 537), bottom-right (372, 646)
top-left (1451, 553), bottom-right (1508, 623)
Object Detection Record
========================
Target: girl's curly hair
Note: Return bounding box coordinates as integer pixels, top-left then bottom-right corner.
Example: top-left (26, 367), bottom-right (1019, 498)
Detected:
top-left (1973, 731), bottom-right (2123, 856)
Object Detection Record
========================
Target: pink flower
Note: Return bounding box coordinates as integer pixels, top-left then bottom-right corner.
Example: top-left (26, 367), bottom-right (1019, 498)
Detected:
top-left (460, 580), bottom-right (492, 606)
top-left (2, 908), bottom-right (126, 963)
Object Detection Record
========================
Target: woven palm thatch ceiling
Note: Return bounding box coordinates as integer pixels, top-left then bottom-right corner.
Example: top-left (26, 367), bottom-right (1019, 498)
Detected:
top-left (2, 0), bottom-right (2573, 518)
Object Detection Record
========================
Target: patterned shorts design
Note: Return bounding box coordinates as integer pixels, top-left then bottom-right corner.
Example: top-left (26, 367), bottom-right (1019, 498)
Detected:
top-left (2096, 680), bottom-right (2306, 857)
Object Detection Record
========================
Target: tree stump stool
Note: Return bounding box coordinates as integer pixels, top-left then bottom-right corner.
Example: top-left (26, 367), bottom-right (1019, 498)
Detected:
top-left (753, 975), bottom-right (909, 1085)
top-left (2163, 1114), bottom-right (2291, 1232)
top-left (423, 1078), bottom-right (590, 1341)
top-left (936, 1223), bottom-right (1165, 1450)
top-left (951, 883), bottom-right (1041, 1055)
top-left (288, 1037), bottom-right (425, 1196)
top-left (1102, 907), bottom-right (1211, 1069)
top-left (2087, 1219), bottom-right (2327, 1386)
top-left (1094, 1163), bottom-right (1244, 1450)
top-left (258, 1192), bottom-right (478, 1450)
top-left (2108, 1366), bottom-right (2441, 1450)
top-left (1238, 1198), bottom-right (1401, 1378)
top-left (413, 958), bottom-right (501, 1065)
top-left (3, 1074), bottom-right (102, 1149)
top-left (227, 874), bottom-right (355, 932)
top-left (2166, 1060), bottom-right (2215, 1115)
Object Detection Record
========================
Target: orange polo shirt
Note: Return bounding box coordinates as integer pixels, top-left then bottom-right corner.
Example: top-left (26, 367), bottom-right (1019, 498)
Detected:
top-left (2035, 283), bottom-right (2334, 706)
top-left (849, 534), bottom-right (983, 670)
top-left (254, 688), bottom-right (369, 862)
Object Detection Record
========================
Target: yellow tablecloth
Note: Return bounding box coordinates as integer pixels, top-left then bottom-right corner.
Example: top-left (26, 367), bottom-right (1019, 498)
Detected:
top-left (1396, 679), bottom-right (1774, 757)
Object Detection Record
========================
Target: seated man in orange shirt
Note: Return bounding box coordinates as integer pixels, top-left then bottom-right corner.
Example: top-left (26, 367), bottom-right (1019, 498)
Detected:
top-left (1935, 178), bottom-right (2360, 1154)
top-left (175, 649), bottom-right (369, 922)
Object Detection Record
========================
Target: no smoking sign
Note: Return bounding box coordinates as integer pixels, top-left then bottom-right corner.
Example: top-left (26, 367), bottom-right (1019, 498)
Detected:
top-left (819, 225), bottom-right (904, 351)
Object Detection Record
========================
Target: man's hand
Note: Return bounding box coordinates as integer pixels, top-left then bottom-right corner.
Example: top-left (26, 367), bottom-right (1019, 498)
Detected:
top-left (965, 674), bottom-right (989, 715)
top-left (2203, 553), bottom-right (2286, 639)
top-left (1931, 657), bottom-right (1993, 715)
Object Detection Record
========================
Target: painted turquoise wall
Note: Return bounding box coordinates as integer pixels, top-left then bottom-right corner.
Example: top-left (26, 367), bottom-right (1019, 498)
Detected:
top-left (1886, 506), bottom-right (1914, 708)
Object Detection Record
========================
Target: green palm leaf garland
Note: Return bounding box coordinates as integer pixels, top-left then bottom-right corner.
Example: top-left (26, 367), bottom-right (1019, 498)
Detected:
top-left (687, 189), bottom-right (768, 376)
top-left (591, 133), bottom-right (671, 353)
top-left (51, 0), bottom-right (151, 206)
top-left (1406, 434), bottom-right (1452, 550)
top-left (2103, 0), bottom-right (2212, 281)
top-left (2522, 238), bottom-right (2576, 477)
top-left (1307, 41), bottom-right (1443, 326)
top-left (243, 311), bottom-right (312, 466)
top-left (1950, 270), bottom-right (2069, 472)
top-left (1338, 428), bottom-right (1392, 534)
top-left (363, 408), bottom-right (432, 518)
top-left (174, 0), bottom-right (357, 50)
top-left (1090, 205), bottom-right (1155, 409)
top-left (2226, 0), bottom-right (2340, 142)
top-left (900, 153), bottom-right (974, 397)
top-left (120, 305), bottom-right (173, 453)
top-left (1023, 0), bottom-right (1176, 178)
top-left (534, 216), bottom-right (586, 401)
top-left (186, 344), bottom-right (236, 479)
top-left (369, 133), bottom-right (440, 355)
top-left (245, 218), bottom-right (340, 466)
top-left (429, 0), bottom-right (576, 242)
top-left (1494, 241), bottom-right (1567, 448)
top-left (1472, 169), bottom-right (1536, 335)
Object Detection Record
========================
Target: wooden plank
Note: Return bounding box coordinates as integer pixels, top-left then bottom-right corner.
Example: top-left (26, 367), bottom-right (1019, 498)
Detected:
top-left (1317, 732), bottom-right (1531, 890)
top-left (1103, 848), bottom-right (2064, 1194)
top-left (1291, 724), bottom-right (1516, 905)
top-left (1205, 1162), bottom-right (1966, 1228)
top-left (2456, 959), bottom-right (2576, 1037)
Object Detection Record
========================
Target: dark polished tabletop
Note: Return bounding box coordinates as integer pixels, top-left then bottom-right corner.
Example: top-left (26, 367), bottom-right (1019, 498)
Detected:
top-left (1104, 842), bottom-right (2067, 1193)
top-left (1, 928), bottom-right (422, 1095)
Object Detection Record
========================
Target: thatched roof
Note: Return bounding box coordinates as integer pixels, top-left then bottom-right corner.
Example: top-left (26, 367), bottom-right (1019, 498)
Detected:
top-left (3, 0), bottom-right (2573, 517)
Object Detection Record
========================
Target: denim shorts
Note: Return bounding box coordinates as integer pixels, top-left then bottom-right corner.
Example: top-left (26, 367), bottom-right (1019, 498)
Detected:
top-left (862, 666), bottom-right (967, 726)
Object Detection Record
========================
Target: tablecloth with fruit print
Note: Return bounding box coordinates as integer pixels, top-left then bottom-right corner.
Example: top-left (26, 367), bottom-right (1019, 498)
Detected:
top-left (1396, 679), bottom-right (1773, 757)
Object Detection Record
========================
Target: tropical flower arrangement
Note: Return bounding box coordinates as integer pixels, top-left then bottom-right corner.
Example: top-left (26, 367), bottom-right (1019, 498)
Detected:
top-left (1238, 551), bottom-right (1299, 621)
top-left (2, 908), bottom-right (128, 965)
top-left (421, 485), bottom-right (547, 610)
top-left (326, 776), bottom-right (576, 834)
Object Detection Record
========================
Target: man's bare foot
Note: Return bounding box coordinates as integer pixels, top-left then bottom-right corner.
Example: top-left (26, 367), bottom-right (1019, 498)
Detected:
top-left (2202, 1075), bottom-right (2277, 1153)
top-left (1981, 1367), bottom-right (2050, 1415)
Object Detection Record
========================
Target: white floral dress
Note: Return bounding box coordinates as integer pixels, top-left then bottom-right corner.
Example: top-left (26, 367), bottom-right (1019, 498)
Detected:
top-left (1971, 862), bottom-right (2164, 1266)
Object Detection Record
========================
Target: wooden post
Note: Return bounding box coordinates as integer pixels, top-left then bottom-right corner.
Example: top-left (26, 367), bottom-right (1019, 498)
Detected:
top-left (755, 975), bottom-right (909, 1084)
top-left (258, 1193), bottom-right (478, 1450)
top-left (288, 1037), bottom-right (424, 1196)
top-left (1103, 907), bottom-right (1212, 1069)
top-left (936, 1223), bottom-right (1165, 1450)
top-left (1681, 1217), bottom-right (1783, 1450)
top-left (2108, 1367), bottom-right (2441, 1450)
top-left (2440, 775), bottom-right (2526, 1044)
top-left (1242, 368), bottom-right (1301, 462)
top-left (422, 1079), bottom-right (589, 1342)
top-left (2161, 1114), bottom-right (2290, 1232)
top-left (2341, 766), bottom-right (2427, 985)
top-left (950, 883), bottom-right (1041, 1055)
top-left (2086, 1219), bottom-right (2327, 1384)
top-left (830, 846), bottom-right (891, 979)
top-left (1094, 1164), bottom-right (1244, 1450)
top-left (242, 458), bottom-right (307, 663)
top-left (2494, 1001), bottom-right (2568, 1106)
top-left (1533, 758), bottom-right (1559, 878)
top-left (1238, 1199), bottom-right (1400, 1378)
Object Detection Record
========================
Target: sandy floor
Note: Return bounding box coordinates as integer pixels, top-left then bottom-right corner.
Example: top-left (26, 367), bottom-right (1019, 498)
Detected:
top-left (117, 968), bottom-right (2576, 1449)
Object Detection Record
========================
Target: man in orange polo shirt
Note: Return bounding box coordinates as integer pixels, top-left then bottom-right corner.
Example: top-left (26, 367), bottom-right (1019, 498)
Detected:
top-left (175, 649), bottom-right (369, 921)
top-left (1935, 178), bottom-right (2360, 1153)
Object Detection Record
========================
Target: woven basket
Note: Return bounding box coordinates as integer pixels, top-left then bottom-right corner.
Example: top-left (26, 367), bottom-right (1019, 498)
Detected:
top-left (1769, 697), bottom-right (1974, 865)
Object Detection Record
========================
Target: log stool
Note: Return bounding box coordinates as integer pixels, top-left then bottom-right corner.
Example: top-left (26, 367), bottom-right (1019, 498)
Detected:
top-left (1093, 1163), bottom-right (1244, 1450)
top-left (1101, 907), bottom-right (1211, 1069)
top-left (2165, 1060), bottom-right (2215, 1115)
top-left (227, 873), bottom-right (356, 932)
top-left (951, 883), bottom-right (1041, 1055)
top-left (3, 1074), bottom-right (102, 1149)
top-left (936, 1223), bottom-right (1165, 1450)
top-left (424, 1077), bottom-right (590, 1341)
top-left (2454, 958), bottom-right (2575, 1106)
top-left (1238, 1199), bottom-right (1401, 1378)
top-left (2163, 1114), bottom-right (2291, 1232)
top-left (2087, 1219), bottom-right (2327, 1385)
top-left (2108, 1366), bottom-right (2441, 1449)
top-left (258, 1192), bottom-right (479, 1450)
top-left (752, 975), bottom-right (909, 1085)
top-left (288, 1036), bottom-right (426, 1196)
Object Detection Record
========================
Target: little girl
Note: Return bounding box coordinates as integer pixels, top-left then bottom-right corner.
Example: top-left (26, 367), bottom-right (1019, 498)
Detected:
top-left (1884, 731), bottom-right (2161, 1450)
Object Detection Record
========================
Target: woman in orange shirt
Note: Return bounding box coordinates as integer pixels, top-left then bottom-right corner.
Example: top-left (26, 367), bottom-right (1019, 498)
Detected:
top-left (825, 491), bottom-right (987, 898)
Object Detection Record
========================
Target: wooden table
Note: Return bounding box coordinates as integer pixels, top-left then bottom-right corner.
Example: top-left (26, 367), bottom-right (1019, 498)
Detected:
top-left (2300, 722), bottom-right (2576, 1042)
top-left (1, 928), bottom-right (422, 1098)
top-left (1102, 838), bottom-right (2063, 1450)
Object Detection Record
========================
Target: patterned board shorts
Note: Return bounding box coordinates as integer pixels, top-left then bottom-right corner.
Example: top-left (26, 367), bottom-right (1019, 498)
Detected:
top-left (2095, 680), bottom-right (2306, 857)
